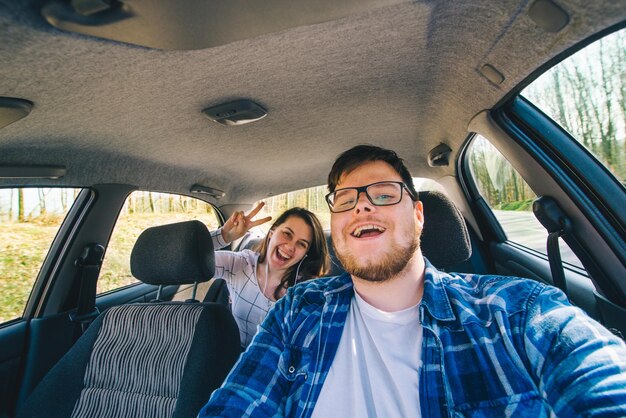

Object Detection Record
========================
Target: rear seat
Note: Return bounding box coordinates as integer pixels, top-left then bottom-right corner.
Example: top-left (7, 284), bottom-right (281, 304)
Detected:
top-left (202, 190), bottom-right (472, 305)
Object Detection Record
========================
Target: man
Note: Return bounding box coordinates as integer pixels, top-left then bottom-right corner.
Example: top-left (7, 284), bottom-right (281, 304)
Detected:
top-left (199, 145), bottom-right (626, 417)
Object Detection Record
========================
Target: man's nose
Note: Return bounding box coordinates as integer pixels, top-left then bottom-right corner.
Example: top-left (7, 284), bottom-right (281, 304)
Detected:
top-left (354, 190), bottom-right (374, 214)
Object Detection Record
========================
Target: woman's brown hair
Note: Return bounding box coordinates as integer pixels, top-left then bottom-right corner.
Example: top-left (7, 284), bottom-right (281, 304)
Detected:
top-left (254, 207), bottom-right (330, 299)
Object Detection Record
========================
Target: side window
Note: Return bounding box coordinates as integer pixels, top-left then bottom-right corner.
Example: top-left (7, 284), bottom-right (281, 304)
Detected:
top-left (98, 191), bottom-right (221, 294)
top-left (522, 28), bottom-right (625, 186)
top-left (467, 135), bottom-right (583, 269)
top-left (0, 187), bottom-right (80, 323)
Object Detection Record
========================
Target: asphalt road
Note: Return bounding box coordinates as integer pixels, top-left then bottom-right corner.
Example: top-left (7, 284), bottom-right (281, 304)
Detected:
top-left (493, 210), bottom-right (582, 268)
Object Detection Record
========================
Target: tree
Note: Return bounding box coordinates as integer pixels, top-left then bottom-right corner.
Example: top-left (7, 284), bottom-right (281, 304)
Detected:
top-left (18, 188), bottom-right (24, 222)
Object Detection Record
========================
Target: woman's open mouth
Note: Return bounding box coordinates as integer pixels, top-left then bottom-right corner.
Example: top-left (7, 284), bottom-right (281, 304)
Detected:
top-left (275, 247), bottom-right (293, 262)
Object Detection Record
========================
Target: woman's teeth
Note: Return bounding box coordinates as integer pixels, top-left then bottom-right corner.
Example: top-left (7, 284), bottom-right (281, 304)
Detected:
top-left (276, 248), bottom-right (292, 261)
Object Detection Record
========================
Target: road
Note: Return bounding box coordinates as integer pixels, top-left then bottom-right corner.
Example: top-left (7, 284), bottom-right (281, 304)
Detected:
top-left (493, 210), bottom-right (581, 268)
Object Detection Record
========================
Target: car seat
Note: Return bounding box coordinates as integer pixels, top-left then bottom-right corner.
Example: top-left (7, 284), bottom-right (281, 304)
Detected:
top-left (17, 220), bottom-right (240, 418)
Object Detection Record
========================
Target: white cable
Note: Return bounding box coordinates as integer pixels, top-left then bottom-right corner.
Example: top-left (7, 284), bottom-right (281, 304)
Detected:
top-left (263, 259), bottom-right (270, 299)
top-left (294, 254), bottom-right (307, 286)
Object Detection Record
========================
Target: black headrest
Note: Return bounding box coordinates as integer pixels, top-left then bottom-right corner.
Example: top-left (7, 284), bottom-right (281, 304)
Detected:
top-left (130, 220), bottom-right (215, 285)
top-left (419, 190), bottom-right (471, 267)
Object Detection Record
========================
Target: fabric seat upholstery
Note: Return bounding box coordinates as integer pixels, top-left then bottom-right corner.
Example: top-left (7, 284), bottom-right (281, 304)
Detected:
top-left (417, 190), bottom-right (471, 268)
top-left (18, 221), bottom-right (241, 418)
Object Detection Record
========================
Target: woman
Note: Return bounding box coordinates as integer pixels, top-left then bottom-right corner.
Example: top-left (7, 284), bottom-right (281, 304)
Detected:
top-left (211, 202), bottom-right (330, 348)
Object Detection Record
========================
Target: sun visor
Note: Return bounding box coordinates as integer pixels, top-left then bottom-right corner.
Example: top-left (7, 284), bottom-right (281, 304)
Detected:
top-left (42, 0), bottom-right (410, 50)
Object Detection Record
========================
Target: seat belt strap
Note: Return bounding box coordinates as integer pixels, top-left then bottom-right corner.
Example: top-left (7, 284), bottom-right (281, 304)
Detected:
top-left (547, 231), bottom-right (566, 292)
top-left (533, 196), bottom-right (572, 293)
top-left (69, 243), bottom-right (105, 337)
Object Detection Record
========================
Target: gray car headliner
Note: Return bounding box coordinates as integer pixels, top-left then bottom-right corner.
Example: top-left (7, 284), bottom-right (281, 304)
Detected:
top-left (0, 0), bottom-right (624, 206)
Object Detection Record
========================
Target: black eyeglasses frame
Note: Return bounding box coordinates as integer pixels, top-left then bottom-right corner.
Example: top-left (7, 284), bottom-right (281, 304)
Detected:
top-left (325, 181), bottom-right (417, 213)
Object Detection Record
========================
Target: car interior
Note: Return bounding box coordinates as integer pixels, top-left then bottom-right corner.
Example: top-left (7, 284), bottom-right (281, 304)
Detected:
top-left (0, 0), bottom-right (624, 416)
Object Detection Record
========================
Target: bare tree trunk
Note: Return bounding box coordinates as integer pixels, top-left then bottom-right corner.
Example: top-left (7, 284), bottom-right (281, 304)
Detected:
top-left (598, 38), bottom-right (616, 168)
top-left (61, 189), bottom-right (67, 211)
top-left (38, 189), bottom-right (47, 216)
top-left (9, 188), bottom-right (14, 221)
top-left (567, 64), bottom-right (595, 149)
top-left (18, 188), bottom-right (25, 222)
top-left (553, 67), bottom-right (571, 133)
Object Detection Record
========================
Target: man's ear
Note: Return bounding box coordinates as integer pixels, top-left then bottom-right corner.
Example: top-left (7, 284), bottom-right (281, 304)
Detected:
top-left (414, 200), bottom-right (424, 227)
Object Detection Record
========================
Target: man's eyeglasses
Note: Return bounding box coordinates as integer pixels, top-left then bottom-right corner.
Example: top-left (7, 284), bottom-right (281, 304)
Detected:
top-left (325, 181), bottom-right (416, 213)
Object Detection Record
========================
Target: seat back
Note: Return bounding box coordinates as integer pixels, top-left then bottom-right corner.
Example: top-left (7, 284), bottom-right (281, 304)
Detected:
top-left (418, 190), bottom-right (471, 268)
top-left (19, 221), bottom-right (240, 418)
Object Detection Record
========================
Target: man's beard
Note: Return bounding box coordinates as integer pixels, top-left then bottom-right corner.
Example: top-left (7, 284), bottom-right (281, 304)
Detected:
top-left (335, 223), bottom-right (422, 283)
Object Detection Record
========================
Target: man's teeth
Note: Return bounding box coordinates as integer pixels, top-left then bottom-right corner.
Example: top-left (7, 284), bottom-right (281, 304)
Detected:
top-left (351, 224), bottom-right (386, 238)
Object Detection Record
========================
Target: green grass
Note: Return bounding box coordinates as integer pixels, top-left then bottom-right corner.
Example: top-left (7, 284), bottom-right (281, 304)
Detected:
top-left (0, 222), bottom-right (60, 323)
top-left (497, 199), bottom-right (535, 211)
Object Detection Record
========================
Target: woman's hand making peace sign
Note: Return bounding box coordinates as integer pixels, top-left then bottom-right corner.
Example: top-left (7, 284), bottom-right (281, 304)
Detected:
top-left (221, 202), bottom-right (272, 244)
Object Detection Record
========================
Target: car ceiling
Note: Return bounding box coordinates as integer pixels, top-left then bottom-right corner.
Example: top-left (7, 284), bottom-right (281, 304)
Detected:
top-left (0, 0), bottom-right (624, 206)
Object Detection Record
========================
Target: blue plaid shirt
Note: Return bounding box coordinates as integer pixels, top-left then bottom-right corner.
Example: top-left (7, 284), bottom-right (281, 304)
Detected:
top-left (199, 259), bottom-right (626, 417)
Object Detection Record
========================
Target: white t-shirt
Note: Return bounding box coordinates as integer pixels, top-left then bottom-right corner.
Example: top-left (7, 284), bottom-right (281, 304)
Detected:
top-left (311, 290), bottom-right (423, 418)
top-left (211, 230), bottom-right (274, 348)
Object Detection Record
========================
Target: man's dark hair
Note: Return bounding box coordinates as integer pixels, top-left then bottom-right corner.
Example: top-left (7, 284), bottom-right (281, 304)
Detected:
top-left (327, 144), bottom-right (418, 199)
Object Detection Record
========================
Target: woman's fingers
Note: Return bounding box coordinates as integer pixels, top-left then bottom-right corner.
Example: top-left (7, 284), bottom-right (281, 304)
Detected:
top-left (226, 203), bottom-right (270, 237)
top-left (241, 202), bottom-right (270, 230)
top-left (249, 216), bottom-right (272, 227)
top-left (230, 211), bottom-right (243, 227)
top-left (246, 202), bottom-right (265, 220)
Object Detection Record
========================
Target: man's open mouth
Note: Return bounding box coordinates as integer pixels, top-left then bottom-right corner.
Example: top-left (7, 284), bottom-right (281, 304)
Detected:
top-left (350, 224), bottom-right (386, 238)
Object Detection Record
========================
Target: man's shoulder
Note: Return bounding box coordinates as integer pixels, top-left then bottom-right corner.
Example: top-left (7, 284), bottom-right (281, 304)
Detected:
top-left (445, 270), bottom-right (545, 295)
top-left (434, 268), bottom-right (550, 321)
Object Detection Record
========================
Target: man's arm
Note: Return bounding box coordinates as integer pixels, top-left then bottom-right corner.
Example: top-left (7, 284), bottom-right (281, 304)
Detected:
top-left (198, 296), bottom-right (291, 417)
top-left (524, 285), bottom-right (626, 416)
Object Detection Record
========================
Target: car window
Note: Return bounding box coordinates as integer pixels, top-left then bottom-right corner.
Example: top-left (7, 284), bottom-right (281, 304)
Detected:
top-left (522, 28), bottom-right (625, 186)
top-left (467, 135), bottom-right (583, 269)
top-left (0, 187), bottom-right (80, 323)
top-left (98, 191), bottom-right (221, 294)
